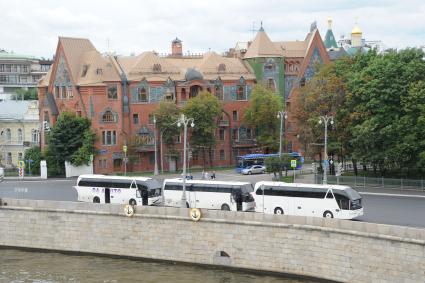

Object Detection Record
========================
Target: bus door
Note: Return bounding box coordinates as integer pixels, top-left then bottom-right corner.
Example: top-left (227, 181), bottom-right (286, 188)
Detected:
top-left (231, 187), bottom-right (243, 211)
top-left (136, 183), bottom-right (149, 206)
top-left (104, 188), bottom-right (111, 203)
top-left (185, 184), bottom-right (194, 208)
top-left (255, 186), bottom-right (265, 213)
top-left (325, 189), bottom-right (339, 215)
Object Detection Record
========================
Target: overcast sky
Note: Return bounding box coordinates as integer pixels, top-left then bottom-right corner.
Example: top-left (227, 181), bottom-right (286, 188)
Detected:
top-left (1, 0), bottom-right (424, 59)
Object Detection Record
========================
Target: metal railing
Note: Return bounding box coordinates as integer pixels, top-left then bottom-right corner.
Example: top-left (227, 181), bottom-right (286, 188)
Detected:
top-left (315, 174), bottom-right (425, 191)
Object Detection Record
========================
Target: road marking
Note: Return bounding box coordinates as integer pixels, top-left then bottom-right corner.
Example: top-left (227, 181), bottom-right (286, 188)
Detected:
top-left (360, 192), bottom-right (425, 198)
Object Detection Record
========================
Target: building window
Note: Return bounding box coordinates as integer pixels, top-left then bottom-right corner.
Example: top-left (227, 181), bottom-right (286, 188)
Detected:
top-left (175, 134), bottom-right (181, 144)
top-left (232, 110), bottom-right (238, 121)
top-left (55, 86), bottom-right (59, 98)
top-left (220, 149), bottom-right (225, 160)
top-left (148, 114), bottom-right (156, 125)
top-left (138, 87), bottom-right (148, 102)
top-left (236, 86), bottom-right (245, 100)
top-left (181, 88), bottom-right (187, 100)
top-left (149, 154), bottom-right (155, 165)
top-left (99, 159), bottom-right (107, 169)
top-left (287, 141), bottom-right (293, 153)
top-left (153, 64), bottom-right (162, 73)
top-left (232, 128), bottom-right (238, 140)
top-left (133, 114), bottom-right (139, 124)
top-left (7, 152), bottom-right (12, 165)
top-left (31, 129), bottom-right (39, 143)
top-left (219, 128), bottom-right (225, 141)
top-left (62, 86), bottom-right (66, 99)
top-left (5, 128), bottom-right (11, 141)
top-left (246, 128), bottom-right (252, 139)
top-left (76, 111), bottom-right (82, 117)
top-left (18, 153), bottom-right (23, 161)
top-left (266, 78), bottom-right (276, 92)
top-left (67, 86), bottom-right (73, 99)
top-left (300, 77), bottom-right (306, 87)
top-left (96, 68), bottom-right (103, 75)
top-left (81, 65), bottom-right (89, 77)
top-left (102, 130), bottom-right (117, 145)
top-left (218, 63), bottom-right (226, 72)
top-left (107, 85), bottom-right (117, 99)
top-left (102, 111), bottom-right (115, 123)
top-left (113, 158), bottom-right (122, 169)
top-left (17, 129), bottom-right (23, 142)
top-left (215, 85), bottom-right (223, 100)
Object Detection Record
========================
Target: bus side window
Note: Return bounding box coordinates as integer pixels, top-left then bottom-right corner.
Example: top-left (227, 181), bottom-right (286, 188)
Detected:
top-left (326, 190), bottom-right (334, 199)
top-left (255, 188), bottom-right (263, 195)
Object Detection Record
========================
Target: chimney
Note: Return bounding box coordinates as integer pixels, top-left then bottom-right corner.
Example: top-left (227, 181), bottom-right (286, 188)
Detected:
top-left (172, 37), bottom-right (182, 56)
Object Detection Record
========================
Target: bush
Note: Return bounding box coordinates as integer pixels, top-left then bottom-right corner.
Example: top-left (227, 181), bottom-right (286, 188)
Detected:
top-left (24, 147), bottom-right (43, 175)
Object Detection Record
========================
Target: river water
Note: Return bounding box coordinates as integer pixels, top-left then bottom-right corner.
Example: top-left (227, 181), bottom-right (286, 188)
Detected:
top-left (0, 249), bottom-right (320, 283)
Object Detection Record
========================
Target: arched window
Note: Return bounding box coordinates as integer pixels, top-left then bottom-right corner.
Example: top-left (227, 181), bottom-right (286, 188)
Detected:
top-left (236, 86), bottom-right (245, 100)
top-left (218, 63), bottom-right (226, 72)
top-left (266, 78), bottom-right (276, 92)
top-left (300, 77), bottom-right (306, 87)
top-left (5, 128), bottom-right (11, 141)
top-left (32, 129), bottom-right (39, 143)
top-left (264, 59), bottom-right (276, 72)
top-left (138, 87), bottom-right (148, 102)
top-left (17, 129), bottom-right (23, 142)
top-left (102, 110), bottom-right (115, 123)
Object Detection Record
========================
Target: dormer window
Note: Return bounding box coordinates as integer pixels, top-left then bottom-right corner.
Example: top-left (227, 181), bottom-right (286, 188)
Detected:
top-left (81, 65), bottom-right (89, 77)
top-left (96, 68), bottom-right (103, 75)
top-left (153, 64), bottom-right (162, 73)
top-left (218, 63), bottom-right (226, 73)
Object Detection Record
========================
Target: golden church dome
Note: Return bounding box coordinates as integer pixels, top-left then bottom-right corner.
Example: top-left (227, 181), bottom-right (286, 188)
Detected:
top-left (351, 24), bottom-right (362, 35)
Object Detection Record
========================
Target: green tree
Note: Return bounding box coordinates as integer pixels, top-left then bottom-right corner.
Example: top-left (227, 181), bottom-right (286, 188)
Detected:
top-left (12, 88), bottom-right (38, 100)
top-left (243, 85), bottom-right (282, 152)
top-left (183, 91), bottom-right (222, 168)
top-left (264, 154), bottom-right (294, 179)
top-left (45, 112), bottom-right (96, 176)
top-left (24, 146), bottom-right (43, 175)
top-left (153, 101), bottom-right (181, 148)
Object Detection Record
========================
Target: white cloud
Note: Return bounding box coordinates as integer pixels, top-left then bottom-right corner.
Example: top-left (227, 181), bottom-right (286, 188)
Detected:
top-left (0, 0), bottom-right (423, 58)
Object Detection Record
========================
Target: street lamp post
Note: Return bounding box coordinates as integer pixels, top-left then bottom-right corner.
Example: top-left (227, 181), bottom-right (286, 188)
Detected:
top-left (153, 115), bottom-right (159, 176)
top-left (319, 115), bottom-right (334, 184)
top-left (176, 113), bottom-right (194, 208)
top-left (277, 111), bottom-right (287, 157)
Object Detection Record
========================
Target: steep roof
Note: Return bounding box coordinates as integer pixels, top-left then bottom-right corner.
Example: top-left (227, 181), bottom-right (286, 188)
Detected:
top-left (38, 68), bottom-right (52, 87)
top-left (324, 29), bottom-right (338, 50)
top-left (77, 50), bottom-right (121, 86)
top-left (117, 51), bottom-right (255, 81)
top-left (274, 41), bottom-right (308, 57)
top-left (58, 37), bottom-right (96, 83)
top-left (244, 28), bottom-right (282, 59)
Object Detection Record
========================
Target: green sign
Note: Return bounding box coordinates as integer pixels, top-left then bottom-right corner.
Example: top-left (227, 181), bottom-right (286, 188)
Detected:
top-left (291, 160), bottom-right (297, 168)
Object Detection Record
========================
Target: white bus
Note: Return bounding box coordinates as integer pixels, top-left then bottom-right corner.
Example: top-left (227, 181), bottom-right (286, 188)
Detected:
top-left (75, 174), bottom-right (162, 206)
top-left (253, 181), bottom-right (363, 219)
top-left (162, 178), bottom-right (255, 211)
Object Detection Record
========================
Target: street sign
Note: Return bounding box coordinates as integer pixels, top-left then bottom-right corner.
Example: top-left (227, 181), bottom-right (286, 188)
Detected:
top-left (18, 160), bottom-right (25, 168)
top-left (291, 159), bottom-right (297, 168)
top-left (123, 145), bottom-right (128, 153)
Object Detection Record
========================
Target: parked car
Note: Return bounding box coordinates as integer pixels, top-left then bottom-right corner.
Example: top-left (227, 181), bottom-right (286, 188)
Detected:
top-left (241, 165), bottom-right (266, 175)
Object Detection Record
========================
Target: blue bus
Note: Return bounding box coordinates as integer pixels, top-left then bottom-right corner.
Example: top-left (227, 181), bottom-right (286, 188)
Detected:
top-left (236, 152), bottom-right (303, 173)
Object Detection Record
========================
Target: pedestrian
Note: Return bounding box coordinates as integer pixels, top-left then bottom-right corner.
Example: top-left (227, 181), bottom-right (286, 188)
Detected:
top-left (205, 171), bottom-right (209, 180)
top-left (201, 170), bottom-right (205, 180)
top-left (211, 171), bottom-right (216, 180)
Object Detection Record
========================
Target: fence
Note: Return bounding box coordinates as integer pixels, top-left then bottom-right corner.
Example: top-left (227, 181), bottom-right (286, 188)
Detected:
top-left (315, 174), bottom-right (425, 191)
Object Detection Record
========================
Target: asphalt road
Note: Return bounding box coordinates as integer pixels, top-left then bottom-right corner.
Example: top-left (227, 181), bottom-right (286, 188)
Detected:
top-left (1, 172), bottom-right (425, 228)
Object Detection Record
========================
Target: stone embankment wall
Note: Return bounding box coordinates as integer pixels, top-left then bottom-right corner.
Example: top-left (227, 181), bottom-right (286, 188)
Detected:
top-left (0, 198), bottom-right (424, 283)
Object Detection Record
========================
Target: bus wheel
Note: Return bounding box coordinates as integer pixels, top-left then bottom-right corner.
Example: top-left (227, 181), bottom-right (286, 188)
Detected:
top-left (274, 207), bottom-right (284, 215)
top-left (129, 199), bottom-right (137, 206)
top-left (323, 211), bottom-right (334, 218)
top-left (93, 197), bottom-right (100, 203)
top-left (221, 204), bottom-right (230, 211)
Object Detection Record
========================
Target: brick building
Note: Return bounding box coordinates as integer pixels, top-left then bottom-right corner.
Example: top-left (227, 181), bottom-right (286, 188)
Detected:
top-left (39, 24), bottom-right (329, 174)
